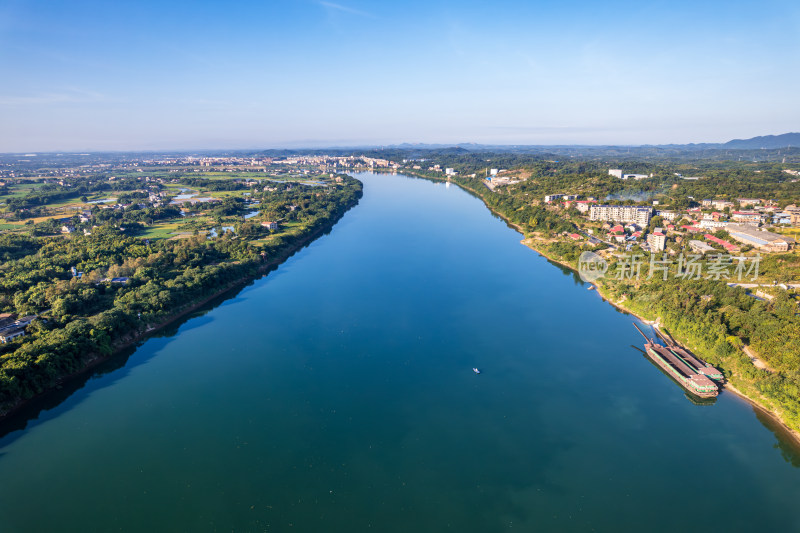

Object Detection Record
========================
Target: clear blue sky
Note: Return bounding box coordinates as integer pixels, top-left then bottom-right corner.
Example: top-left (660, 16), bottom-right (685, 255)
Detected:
top-left (1, 0), bottom-right (798, 151)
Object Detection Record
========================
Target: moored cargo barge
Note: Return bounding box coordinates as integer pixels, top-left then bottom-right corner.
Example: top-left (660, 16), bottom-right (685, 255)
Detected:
top-left (666, 345), bottom-right (724, 381)
top-left (634, 324), bottom-right (719, 398)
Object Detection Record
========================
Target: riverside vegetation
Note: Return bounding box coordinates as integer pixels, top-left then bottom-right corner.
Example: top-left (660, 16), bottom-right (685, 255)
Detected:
top-left (2, 147), bottom-right (799, 432)
top-left (0, 173), bottom-right (362, 415)
top-left (404, 158), bottom-right (800, 433)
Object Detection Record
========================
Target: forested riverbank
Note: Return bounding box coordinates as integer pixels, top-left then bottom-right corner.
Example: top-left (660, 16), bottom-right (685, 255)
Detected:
top-left (0, 176), bottom-right (363, 418)
top-left (3, 171), bottom-right (800, 532)
top-left (406, 170), bottom-right (800, 438)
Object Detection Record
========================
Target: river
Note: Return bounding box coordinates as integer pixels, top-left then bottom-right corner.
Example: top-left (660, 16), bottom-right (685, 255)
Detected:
top-left (0, 172), bottom-right (798, 531)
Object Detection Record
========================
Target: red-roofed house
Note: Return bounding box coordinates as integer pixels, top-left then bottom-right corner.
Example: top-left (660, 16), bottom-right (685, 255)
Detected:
top-left (704, 234), bottom-right (740, 252)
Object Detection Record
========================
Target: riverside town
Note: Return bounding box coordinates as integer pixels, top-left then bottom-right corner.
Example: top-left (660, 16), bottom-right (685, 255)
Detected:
top-left (2, 1), bottom-right (800, 530)
top-left (1, 145), bottom-right (800, 531)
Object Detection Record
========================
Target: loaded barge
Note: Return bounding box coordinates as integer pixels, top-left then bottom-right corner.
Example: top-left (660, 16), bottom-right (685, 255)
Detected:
top-left (657, 331), bottom-right (724, 381)
top-left (633, 323), bottom-right (720, 398)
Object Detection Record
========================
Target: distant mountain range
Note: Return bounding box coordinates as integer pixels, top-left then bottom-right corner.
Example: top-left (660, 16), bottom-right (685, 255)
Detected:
top-left (385, 133), bottom-right (800, 152)
top-left (5, 133), bottom-right (799, 159)
top-left (722, 132), bottom-right (800, 150)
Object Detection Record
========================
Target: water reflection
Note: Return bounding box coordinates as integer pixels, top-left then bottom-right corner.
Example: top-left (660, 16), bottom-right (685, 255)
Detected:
top-left (208, 226), bottom-right (235, 238)
top-left (0, 286), bottom-right (248, 442)
top-left (754, 407), bottom-right (800, 467)
top-left (631, 344), bottom-right (718, 406)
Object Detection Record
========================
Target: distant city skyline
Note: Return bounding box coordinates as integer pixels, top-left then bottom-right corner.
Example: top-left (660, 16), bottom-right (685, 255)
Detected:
top-left (1, 0), bottom-right (799, 151)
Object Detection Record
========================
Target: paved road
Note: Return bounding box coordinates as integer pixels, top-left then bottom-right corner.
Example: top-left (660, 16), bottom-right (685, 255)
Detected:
top-left (727, 283), bottom-right (800, 289)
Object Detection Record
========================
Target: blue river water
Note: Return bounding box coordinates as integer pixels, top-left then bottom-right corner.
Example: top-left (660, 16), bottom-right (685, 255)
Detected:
top-left (0, 172), bottom-right (798, 531)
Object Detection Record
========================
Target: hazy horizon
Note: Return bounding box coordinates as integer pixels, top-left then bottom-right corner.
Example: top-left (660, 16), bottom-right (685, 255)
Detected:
top-left (4, 132), bottom-right (800, 156)
top-left (2, 0), bottom-right (799, 152)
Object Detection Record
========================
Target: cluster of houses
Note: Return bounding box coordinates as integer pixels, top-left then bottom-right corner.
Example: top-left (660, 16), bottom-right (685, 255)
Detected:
top-left (664, 201), bottom-right (799, 253)
top-left (150, 154), bottom-right (394, 173)
top-left (696, 198), bottom-right (800, 225)
top-left (0, 314), bottom-right (36, 344)
top-left (59, 210), bottom-right (95, 235)
top-left (544, 192), bottom-right (798, 254)
top-left (602, 223), bottom-right (667, 251)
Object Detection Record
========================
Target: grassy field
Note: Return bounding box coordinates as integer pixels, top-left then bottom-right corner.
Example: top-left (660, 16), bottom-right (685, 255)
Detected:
top-left (0, 171), bottom-right (333, 241)
top-left (4, 183), bottom-right (43, 198)
top-left (41, 197), bottom-right (85, 208)
top-left (0, 223), bottom-right (24, 231)
top-left (137, 220), bottom-right (184, 240)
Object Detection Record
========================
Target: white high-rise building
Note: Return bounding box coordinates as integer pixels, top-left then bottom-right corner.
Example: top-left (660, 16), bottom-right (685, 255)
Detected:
top-left (590, 205), bottom-right (653, 226)
top-left (647, 232), bottom-right (666, 252)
